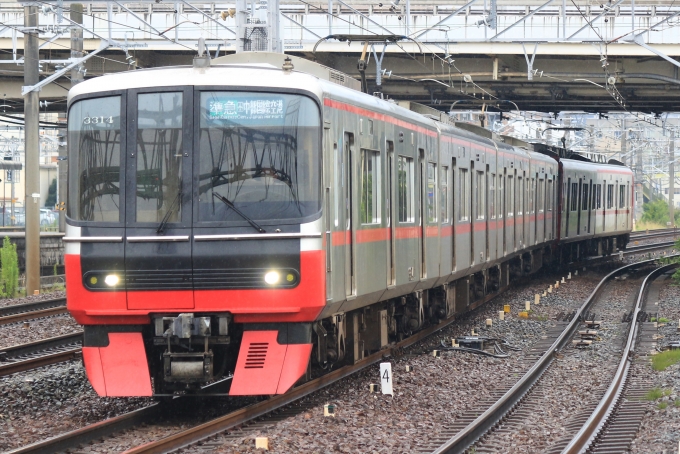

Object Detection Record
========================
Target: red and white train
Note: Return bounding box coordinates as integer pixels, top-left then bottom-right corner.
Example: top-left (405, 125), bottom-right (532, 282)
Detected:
top-left (64, 52), bottom-right (633, 397)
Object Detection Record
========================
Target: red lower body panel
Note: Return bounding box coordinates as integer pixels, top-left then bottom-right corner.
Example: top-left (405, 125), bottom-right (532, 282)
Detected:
top-left (82, 332), bottom-right (152, 397)
top-left (229, 330), bottom-right (312, 395)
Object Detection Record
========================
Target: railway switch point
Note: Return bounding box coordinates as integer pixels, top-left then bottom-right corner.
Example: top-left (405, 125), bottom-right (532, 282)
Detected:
top-left (324, 404), bottom-right (336, 417)
top-left (255, 437), bottom-right (269, 450)
top-left (535, 294), bottom-right (540, 305)
top-left (499, 311), bottom-right (505, 321)
top-left (486, 318), bottom-right (492, 327)
top-left (525, 301), bottom-right (531, 311)
top-left (504, 305), bottom-right (511, 313)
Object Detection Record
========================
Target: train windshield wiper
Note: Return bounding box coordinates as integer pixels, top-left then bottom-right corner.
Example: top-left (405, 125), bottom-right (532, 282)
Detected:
top-left (212, 192), bottom-right (266, 233)
top-left (156, 191), bottom-right (182, 234)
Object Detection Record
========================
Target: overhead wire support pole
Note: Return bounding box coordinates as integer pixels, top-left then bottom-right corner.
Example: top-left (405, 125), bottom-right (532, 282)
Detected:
top-left (23, 4), bottom-right (40, 296)
top-left (415, 0), bottom-right (478, 39)
top-left (490, 0), bottom-right (557, 40)
top-left (567, 0), bottom-right (625, 40)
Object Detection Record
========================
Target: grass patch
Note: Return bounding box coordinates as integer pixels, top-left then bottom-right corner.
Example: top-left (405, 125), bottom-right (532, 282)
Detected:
top-left (658, 317), bottom-right (670, 323)
top-left (652, 349), bottom-right (680, 371)
top-left (658, 402), bottom-right (668, 410)
top-left (645, 388), bottom-right (665, 400)
top-left (675, 399), bottom-right (680, 407)
top-left (635, 221), bottom-right (668, 231)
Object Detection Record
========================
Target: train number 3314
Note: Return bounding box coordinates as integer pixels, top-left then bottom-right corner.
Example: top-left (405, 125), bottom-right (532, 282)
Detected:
top-left (82, 116), bottom-right (115, 125)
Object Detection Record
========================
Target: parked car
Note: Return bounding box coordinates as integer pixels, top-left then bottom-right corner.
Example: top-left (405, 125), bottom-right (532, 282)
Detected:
top-left (40, 208), bottom-right (56, 225)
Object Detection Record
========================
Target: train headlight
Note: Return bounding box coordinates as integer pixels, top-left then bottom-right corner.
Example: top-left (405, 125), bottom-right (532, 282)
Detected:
top-left (264, 271), bottom-right (280, 285)
top-left (104, 274), bottom-right (120, 286)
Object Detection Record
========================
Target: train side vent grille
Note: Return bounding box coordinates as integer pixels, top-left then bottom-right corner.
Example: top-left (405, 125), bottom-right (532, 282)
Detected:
top-left (329, 70), bottom-right (346, 84)
top-left (244, 342), bottom-right (268, 369)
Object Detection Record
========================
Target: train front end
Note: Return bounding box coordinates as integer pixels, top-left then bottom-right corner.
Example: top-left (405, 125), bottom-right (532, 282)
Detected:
top-left (64, 65), bottom-right (325, 396)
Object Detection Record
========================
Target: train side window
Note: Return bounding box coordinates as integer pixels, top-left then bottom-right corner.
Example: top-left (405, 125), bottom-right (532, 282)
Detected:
top-left (546, 179), bottom-right (552, 211)
top-left (507, 175), bottom-right (514, 217)
top-left (582, 184), bottom-right (589, 210)
top-left (440, 166), bottom-right (449, 223)
top-left (570, 182), bottom-right (578, 212)
top-left (360, 149), bottom-right (381, 224)
top-left (517, 177), bottom-right (523, 216)
top-left (607, 184), bottom-right (614, 209)
top-left (498, 173), bottom-right (504, 219)
top-left (619, 185), bottom-right (626, 208)
top-left (397, 155), bottom-right (414, 223)
top-left (427, 162), bottom-right (437, 223)
top-left (490, 173), bottom-right (496, 219)
top-left (476, 171), bottom-right (485, 220)
top-left (538, 179), bottom-right (544, 213)
top-left (459, 168), bottom-right (469, 221)
top-left (596, 184), bottom-right (602, 209)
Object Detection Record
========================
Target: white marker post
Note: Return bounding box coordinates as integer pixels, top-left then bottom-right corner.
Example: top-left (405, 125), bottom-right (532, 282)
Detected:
top-left (380, 362), bottom-right (393, 395)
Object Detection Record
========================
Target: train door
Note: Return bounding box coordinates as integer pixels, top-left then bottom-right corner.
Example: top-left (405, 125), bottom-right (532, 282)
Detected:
top-left (455, 155), bottom-right (471, 269)
top-left (587, 179), bottom-right (593, 234)
top-left (501, 170), bottom-right (506, 255)
top-left (125, 88), bottom-right (194, 310)
top-left (517, 173), bottom-right (523, 249)
top-left (344, 132), bottom-right (355, 297)
top-left (451, 157), bottom-right (457, 271)
top-left (507, 171), bottom-right (514, 252)
top-left (577, 178), bottom-right (582, 236)
top-left (472, 162), bottom-right (487, 264)
top-left (420, 149), bottom-right (427, 278)
top-left (387, 141), bottom-right (396, 287)
top-left (565, 177), bottom-right (571, 238)
top-left (485, 165), bottom-right (490, 261)
top-left (614, 180), bottom-right (619, 230)
top-left (396, 148), bottom-right (418, 283)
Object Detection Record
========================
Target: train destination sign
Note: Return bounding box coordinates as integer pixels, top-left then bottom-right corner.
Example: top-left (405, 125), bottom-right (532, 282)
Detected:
top-left (207, 97), bottom-right (285, 122)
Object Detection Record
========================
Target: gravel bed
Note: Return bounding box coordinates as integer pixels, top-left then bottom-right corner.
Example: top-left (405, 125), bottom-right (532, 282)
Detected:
top-left (0, 315), bottom-right (80, 349)
top-left (0, 290), bottom-right (65, 309)
top-left (159, 269), bottom-right (606, 454)
top-left (0, 360), bottom-right (153, 452)
top-left (630, 279), bottom-right (680, 453)
top-left (474, 267), bottom-right (650, 453)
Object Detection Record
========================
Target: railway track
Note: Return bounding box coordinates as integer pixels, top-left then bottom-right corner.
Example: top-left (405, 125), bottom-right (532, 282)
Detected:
top-left (559, 264), bottom-right (675, 453)
top-left (0, 332), bottom-right (82, 377)
top-left (630, 227), bottom-right (680, 241)
top-left (420, 257), bottom-right (670, 454)
top-left (0, 297), bottom-right (67, 325)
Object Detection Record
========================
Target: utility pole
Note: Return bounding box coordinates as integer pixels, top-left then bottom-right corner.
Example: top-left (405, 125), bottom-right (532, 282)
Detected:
top-left (24, 5), bottom-right (40, 295)
top-left (670, 136), bottom-right (675, 227)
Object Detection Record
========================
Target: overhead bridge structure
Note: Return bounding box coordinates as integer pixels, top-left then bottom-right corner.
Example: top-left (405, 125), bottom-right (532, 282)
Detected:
top-left (1, 0), bottom-right (680, 113)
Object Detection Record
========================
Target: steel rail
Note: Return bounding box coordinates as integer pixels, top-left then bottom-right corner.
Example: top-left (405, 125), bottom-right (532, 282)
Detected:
top-left (0, 332), bottom-right (83, 377)
top-left (430, 258), bottom-right (663, 454)
top-left (124, 316), bottom-right (459, 454)
top-left (0, 297), bottom-right (66, 317)
top-left (561, 263), bottom-right (678, 454)
top-left (624, 241), bottom-right (676, 253)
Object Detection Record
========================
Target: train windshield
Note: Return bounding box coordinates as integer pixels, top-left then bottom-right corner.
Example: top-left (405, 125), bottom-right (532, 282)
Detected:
top-left (198, 92), bottom-right (321, 223)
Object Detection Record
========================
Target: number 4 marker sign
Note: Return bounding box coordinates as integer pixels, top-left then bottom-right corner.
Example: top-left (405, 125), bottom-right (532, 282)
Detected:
top-left (380, 362), bottom-right (393, 395)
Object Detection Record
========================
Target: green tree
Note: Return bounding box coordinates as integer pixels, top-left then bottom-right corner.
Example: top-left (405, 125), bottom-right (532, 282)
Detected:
top-left (45, 178), bottom-right (57, 208)
top-left (0, 237), bottom-right (19, 298)
top-left (640, 199), bottom-right (680, 225)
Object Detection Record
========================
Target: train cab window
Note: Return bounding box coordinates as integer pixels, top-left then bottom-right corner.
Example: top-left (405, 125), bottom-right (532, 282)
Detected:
top-left (360, 149), bottom-right (381, 224)
top-left (570, 183), bottom-right (578, 212)
top-left (459, 168), bottom-right (470, 221)
top-left (136, 92), bottom-right (183, 223)
top-left (607, 184), bottom-right (614, 209)
top-left (582, 184), bottom-right (589, 211)
top-left (197, 92), bottom-right (321, 223)
top-left (427, 162), bottom-right (437, 223)
top-left (476, 171), bottom-right (485, 220)
top-left (440, 166), bottom-right (449, 223)
top-left (619, 185), bottom-right (626, 208)
top-left (68, 95), bottom-right (122, 222)
top-left (397, 156), bottom-right (414, 223)
top-left (507, 175), bottom-right (514, 217)
top-left (490, 173), bottom-right (496, 219)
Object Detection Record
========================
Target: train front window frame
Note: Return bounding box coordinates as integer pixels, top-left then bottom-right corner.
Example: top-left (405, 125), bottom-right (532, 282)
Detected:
top-left (197, 91), bottom-right (322, 225)
top-left (68, 94), bottom-right (124, 223)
